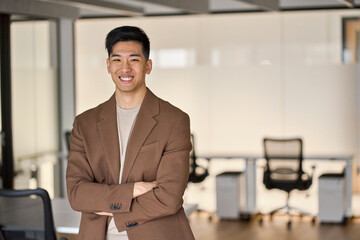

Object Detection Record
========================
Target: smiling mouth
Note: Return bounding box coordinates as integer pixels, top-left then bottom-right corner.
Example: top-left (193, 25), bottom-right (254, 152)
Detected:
top-left (119, 76), bottom-right (134, 82)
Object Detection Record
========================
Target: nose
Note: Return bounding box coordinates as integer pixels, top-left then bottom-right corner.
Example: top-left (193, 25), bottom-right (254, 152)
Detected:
top-left (120, 61), bottom-right (131, 73)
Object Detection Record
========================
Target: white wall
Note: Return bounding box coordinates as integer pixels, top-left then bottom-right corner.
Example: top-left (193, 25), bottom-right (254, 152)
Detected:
top-left (75, 10), bottom-right (360, 158)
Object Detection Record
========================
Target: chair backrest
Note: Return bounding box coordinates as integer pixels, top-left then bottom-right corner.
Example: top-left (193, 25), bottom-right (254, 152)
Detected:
top-left (0, 188), bottom-right (57, 240)
top-left (263, 138), bottom-right (303, 182)
top-left (188, 133), bottom-right (209, 183)
top-left (65, 131), bottom-right (71, 151)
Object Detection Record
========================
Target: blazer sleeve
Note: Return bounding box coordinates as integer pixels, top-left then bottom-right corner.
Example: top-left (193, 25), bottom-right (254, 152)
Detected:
top-left (112, 112), bottom-right (192, 232)
top-left (66, 117), bottom-right (134, 214)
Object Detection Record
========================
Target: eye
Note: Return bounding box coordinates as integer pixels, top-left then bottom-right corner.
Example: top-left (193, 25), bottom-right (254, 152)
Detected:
top-left (113, 59), bottom-right (120, 62)
top-left (130, 59), bottom-right (140, 62)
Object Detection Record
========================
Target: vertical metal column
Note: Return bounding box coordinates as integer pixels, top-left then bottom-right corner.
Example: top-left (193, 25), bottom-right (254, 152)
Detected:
top-left (0, 14), bottom-right (14, 189)
top-left (56, 18), bottom-right (76, 197)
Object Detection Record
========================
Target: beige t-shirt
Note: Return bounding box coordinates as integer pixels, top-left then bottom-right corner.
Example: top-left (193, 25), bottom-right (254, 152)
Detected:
top-left (107, 104), bottom-right (140, 240)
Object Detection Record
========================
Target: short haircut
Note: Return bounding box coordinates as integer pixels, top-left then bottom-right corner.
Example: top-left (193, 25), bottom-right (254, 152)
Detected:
top-left (105, 26), bottom-right (150, 60)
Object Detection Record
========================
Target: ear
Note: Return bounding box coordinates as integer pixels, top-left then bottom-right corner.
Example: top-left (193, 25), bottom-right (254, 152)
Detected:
top-left (146, 59), bottom-right (152, 75)
top-left (106, 58), bottom-right (110, 73)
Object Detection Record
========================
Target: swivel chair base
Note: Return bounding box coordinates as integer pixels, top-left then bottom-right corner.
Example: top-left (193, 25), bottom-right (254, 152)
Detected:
top-left (261, 192), bottom-right (316, 229)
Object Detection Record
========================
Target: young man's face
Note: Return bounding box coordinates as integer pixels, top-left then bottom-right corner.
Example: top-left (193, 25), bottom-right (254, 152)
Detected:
top-left (107, 41), bottom-right (152, 95)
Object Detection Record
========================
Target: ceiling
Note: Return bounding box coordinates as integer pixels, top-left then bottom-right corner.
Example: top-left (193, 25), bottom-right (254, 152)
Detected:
top-left (77, 0), bottom-right (360, 17)
top-left (2, 0), bottom-right (360, 20)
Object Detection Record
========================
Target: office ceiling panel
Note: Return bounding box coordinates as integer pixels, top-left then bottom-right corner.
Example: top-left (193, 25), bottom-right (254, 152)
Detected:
top-left (79, 0), bottom-right (360, 17)
top-left (3, 0), bottom-right (360, 19)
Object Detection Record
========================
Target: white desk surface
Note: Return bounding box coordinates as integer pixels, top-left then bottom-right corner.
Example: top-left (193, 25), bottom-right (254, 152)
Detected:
top-left (52, 198), bottom-right (197, 234)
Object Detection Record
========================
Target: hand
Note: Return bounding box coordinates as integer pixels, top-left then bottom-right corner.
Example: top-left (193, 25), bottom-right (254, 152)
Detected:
top-left (95, 212), bottom-right (113, 216)
top-left (133, 181), bottom-right (156, 198)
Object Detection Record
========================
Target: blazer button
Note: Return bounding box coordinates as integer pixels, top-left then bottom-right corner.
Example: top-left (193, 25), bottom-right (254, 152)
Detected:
top-left (110, 203), bottom-right (122, 210)
top-left (126, 222), bottom-right (138, 228)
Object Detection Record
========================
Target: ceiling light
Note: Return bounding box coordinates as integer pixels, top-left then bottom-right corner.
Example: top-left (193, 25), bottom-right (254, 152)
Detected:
top-left (337, 0), bottom-right (355, 8)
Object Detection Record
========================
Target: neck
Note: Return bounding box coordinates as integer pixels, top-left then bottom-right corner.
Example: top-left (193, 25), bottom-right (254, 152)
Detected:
top-left (115, 87), bottom-right (147, 109)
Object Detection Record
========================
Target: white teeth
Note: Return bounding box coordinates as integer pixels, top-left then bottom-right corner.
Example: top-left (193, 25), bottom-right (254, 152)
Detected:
top-left (120, 77), bottom-right (132, 81)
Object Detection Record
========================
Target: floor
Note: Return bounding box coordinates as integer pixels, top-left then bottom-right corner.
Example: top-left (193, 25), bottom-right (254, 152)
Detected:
top-left (57, 212), bottom-right (360, 240)
top-left (189, 212), bottom-right (360, 240)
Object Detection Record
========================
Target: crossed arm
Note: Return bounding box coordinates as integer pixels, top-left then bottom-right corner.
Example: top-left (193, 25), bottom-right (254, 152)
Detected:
top-left (96, 181), bottom-right (156, 216)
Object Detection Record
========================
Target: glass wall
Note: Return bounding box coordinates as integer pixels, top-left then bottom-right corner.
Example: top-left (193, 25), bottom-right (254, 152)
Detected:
top-left (11, 19), bottom-right (58, 197)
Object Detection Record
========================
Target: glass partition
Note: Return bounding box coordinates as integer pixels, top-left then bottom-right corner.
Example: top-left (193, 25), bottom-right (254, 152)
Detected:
top-left (11, 19), bottom-right (58, 197)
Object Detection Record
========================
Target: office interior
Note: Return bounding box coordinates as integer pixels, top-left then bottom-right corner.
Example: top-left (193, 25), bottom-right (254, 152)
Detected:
top-left (1, 0), bottom-right (360, 239)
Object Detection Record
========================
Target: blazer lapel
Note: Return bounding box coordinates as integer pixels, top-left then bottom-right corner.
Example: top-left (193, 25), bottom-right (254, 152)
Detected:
top-left (97, 94), bottom-right (120, 184)
top-left (121, 89), bottom-right (159, 183)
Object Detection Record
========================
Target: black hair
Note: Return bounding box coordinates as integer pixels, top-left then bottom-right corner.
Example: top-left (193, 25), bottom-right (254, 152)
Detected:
top-left (105, 26), bottom-right (150, 60)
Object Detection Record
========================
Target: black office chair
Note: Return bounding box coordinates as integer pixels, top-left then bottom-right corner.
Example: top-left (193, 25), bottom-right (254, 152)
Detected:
top-left (0, 188), bottom-right (62, 240)
top-left (262, 138), bottom-right (314, 228)
top-left (65, 131), bottom-right (71, 151)
top-left (188, 134), bottom-right (209, 183)
top-left (187, 134), bottom-right (214, 220)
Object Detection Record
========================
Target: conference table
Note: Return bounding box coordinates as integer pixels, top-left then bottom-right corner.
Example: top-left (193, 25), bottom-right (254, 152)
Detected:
top-left (197, 153), bottom-right (354, 217)
top-left (52, 198), bottom-right (198, 234)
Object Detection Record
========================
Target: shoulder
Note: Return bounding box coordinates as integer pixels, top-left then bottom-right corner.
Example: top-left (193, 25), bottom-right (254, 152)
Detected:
top-left (75, 95), bottom-right (114, 124)
top-left (76, 103), bottom-right (103, 122)
top-left (144, 88), bottom-right (189, 120)
top-left (159, 98), bottom-right (188, 118)
top-left (152, 93), bottom-right (190, 125)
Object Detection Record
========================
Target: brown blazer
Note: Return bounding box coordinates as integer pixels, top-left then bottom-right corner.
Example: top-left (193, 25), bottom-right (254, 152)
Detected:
top-left (66, 89), bottom-right (195, 240)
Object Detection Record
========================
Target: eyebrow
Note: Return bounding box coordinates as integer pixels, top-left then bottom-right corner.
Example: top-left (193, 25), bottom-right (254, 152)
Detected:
top-left (110, 53), bottom-right (141, 58)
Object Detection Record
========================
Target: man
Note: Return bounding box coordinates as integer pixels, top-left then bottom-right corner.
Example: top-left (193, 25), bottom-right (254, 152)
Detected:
top-left (66, 26), bottom-right (195, 240)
